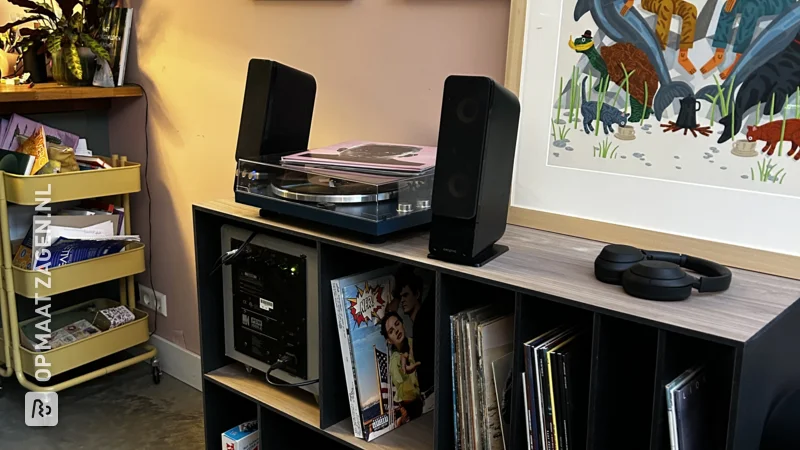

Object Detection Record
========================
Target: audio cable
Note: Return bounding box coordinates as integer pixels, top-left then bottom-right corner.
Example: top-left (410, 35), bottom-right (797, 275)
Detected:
top-left (209, 231), bottom-right (258, 275)
top-left (265, 355), bottom-right (320, 388)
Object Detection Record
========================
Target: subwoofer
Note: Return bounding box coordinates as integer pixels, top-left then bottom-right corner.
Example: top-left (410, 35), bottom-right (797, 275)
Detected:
top-left (428, 75), bottom-right (521, 267)
top-left (234, 59), bottom-right (316, 162)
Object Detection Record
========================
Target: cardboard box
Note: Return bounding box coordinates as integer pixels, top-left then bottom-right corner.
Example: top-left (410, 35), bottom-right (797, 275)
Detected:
top-left (221, 421), bottom-right (258, 450)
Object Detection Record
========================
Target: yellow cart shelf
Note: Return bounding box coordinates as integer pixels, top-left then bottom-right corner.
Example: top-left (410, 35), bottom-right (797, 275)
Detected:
top-left (13, 242), bottom-right (145, 298)
top-left (0, 298), bottom-right (150, 377)
top-left (0, 155), bottom-right (159, 393)
top-left (3, 157), bottom-right (140, 205)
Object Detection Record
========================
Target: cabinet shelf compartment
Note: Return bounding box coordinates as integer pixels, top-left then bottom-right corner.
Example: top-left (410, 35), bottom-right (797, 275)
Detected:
top-left (13, 242), bottom-right (145, 298)
top-left (649, 330), bottom-right (735, 450)
top-left (3, 157), bottom-right (140, 205)
top-left (0, 298), bottom-right (149, 377)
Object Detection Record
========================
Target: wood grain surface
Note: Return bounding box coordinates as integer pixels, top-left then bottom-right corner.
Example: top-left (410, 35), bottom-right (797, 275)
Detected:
top-left (504, 0), bottom-right (527, 95)
top-left (509, 207), bottom-right (800, 281)
top-left (0, 82), bottom-right (143, 103)
top-left (206, 363), bottom-right (435, 450)
top-left (195, 199), bottom-right (800, 343)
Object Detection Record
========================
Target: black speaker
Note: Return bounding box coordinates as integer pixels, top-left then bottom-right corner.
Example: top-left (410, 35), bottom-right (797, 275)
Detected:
top-left (235, 59), bottom-right (316, 162)
top-left (428, 75), bottom-right (521, 267)
top-left (761, 389), bottom-right (800, 449)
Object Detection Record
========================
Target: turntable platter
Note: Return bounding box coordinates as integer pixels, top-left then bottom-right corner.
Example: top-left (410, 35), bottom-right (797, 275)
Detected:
top-left (271, 172), bottom-right (398, 204)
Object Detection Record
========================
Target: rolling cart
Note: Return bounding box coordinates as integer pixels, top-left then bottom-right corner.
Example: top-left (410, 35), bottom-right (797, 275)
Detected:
top-left (0, 156), bottom-right (159, 393)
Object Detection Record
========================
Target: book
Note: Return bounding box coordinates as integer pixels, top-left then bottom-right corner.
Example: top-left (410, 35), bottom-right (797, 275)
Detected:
top-left (281, 141), bottom-right (437, 175)
top-left (477, 315), bottom-right (514, 450)
top-left (491, 352), bottom-right (514, 450)
top-left (0, 149), bottom-right (35, 175)
top-left (76, 155), bottom-right (113, 169)
top-left (0, 118), bottom-right (8, 143)
top-left (331, 265), bottom-right (435, 441)
top-left (94, 8), bottom-right (133, 86)
top-left (0, 114), bottom-right (79, 152)
top-left (34, 237), bottom-right (135, 269)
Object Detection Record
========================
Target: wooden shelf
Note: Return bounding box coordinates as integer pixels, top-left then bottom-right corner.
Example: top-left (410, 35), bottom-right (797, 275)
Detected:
top-left (328, 413), bottom-right (434, 450)
top-left (205, 364), bottom-right (434, 450)
top-left (0, 82), bottom-right (143, 114)
top-left (205, 364), bottom-right (320, 428)
top-left (195, 199), bottom-right (800, 344)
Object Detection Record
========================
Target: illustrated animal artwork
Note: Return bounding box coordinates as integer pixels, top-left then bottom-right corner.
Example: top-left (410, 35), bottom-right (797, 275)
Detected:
top-left (621, 0), bottom-right (698, 74)
top-left (745, 120), bottom-right (800, 160)
top-left (580, 77), bottom-right (630, 134)
top-left (717, 32), bottom-right (800, 143)
top-left (700, 0), bottom-right (796, 79)
top-left (569, 31), bottom-right (658, 122)
top-left (697, 3), bottom-right (800, 104)
top-left (573, 0), bottom-right (694, 119)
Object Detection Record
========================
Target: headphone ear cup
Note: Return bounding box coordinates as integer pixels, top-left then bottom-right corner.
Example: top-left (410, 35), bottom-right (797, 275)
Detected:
top-left (622, 261), bottom-right (695, 301)
top-left (594, 244), bottom-right (646, 285)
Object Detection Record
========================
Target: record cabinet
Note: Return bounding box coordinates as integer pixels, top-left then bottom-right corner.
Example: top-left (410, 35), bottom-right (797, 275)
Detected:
top-left (195, 198), bottom-right (800, 450)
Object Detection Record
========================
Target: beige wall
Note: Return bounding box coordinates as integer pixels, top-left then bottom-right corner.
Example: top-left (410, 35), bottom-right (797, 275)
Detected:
top-left (108, 0), bottom-right (511, 354)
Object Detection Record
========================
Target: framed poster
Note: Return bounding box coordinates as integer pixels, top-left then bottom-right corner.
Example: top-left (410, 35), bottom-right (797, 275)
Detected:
top-left (506, 0), bottom-right (800, 278)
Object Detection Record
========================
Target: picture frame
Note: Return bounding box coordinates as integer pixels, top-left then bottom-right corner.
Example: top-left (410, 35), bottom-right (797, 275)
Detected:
top-left (505, 0), bottom-right (800, 279)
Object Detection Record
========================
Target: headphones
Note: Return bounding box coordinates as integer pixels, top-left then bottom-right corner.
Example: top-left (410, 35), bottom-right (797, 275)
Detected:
top-left (594, 244), bottom-right (732, 301)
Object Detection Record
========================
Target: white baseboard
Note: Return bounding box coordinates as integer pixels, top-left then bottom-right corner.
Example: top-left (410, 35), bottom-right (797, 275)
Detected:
top-left (149, 334), bottom-right (202, 392)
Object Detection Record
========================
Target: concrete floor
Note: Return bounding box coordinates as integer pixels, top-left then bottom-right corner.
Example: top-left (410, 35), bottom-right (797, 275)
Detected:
top-left (0, 363), bottom-right (204, 449)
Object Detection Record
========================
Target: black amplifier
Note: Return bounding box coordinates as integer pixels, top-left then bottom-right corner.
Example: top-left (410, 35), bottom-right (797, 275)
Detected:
top-left (221, 225), bottom-right (319, 394)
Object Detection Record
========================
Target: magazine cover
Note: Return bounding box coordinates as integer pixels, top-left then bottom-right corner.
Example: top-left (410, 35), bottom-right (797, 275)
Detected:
top-left (0, 114), bottom-right (80, 151)
top-left (282, 141), bottom-right (437, 174)
top-left (331, 265), bottom-right (435, 441)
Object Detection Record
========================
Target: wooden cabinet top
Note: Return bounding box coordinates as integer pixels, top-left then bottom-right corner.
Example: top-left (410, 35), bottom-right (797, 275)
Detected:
top-left (195, 198), bottom-right (800, 344)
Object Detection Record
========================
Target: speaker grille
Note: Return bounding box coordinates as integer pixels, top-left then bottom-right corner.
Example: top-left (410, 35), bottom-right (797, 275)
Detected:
top-left (432, 76), bottom-right (492, 220)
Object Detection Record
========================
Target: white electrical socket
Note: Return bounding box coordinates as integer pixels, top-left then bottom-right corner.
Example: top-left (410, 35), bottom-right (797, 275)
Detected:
top-left (138, 284), bottom-right (167, 317)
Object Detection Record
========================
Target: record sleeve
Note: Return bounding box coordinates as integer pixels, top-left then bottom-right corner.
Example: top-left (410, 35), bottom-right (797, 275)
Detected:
top-left (281, 141), bottom-right (437, 174)
top-left (478, 316), bottom-right (514, 450)
top-left (331, 265), bottom-right (435, 441)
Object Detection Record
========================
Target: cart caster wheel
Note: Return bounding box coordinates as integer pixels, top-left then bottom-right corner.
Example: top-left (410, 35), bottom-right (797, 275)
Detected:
top-left (151, 357), bottom-right (162, 385)
top-left (245, 365), bottom-right (253, 374)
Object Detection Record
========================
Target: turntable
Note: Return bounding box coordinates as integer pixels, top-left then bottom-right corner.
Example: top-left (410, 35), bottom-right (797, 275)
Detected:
top-left (235, 157), bottom-right (433, 238)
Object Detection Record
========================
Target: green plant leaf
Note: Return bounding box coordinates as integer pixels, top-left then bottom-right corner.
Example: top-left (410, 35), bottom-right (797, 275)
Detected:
top-left (66, 42), bottom-right (82, 79)
top-left (0, 16), bottom-right (46, 33)
top-left (7, 0), bottom-right (57, 20)
top-left (55, 0), bottom-right (80, 19)
top-left (46, 31), bottom-right (62, 55)
top-left (70, 12), bottom-right (83, 29)
top-left (80, 33), bottom-right (109, 61)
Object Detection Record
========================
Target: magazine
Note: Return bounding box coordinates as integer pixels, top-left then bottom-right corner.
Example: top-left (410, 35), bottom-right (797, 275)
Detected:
top-left (282, 141), bottom-right (437, 175)
top-left (331, 265), bottom-right (435, 441)
top-left (0, 114), bottom-right (80, 151)
top-left (93, 7), bottom-right (133, 87)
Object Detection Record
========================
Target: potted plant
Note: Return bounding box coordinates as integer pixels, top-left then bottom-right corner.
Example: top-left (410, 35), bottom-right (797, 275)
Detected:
top-left (0, 13), bottom-right (51, 82)
top-left (0, 0), bottom-right (112, 85)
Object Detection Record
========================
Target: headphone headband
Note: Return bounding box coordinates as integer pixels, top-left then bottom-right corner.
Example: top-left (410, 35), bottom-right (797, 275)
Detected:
top-left (594, 244), bottom-right (732, 301)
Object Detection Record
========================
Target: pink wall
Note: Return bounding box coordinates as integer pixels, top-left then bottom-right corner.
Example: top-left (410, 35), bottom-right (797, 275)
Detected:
top-left (110, 0), bottom-right (511, 354)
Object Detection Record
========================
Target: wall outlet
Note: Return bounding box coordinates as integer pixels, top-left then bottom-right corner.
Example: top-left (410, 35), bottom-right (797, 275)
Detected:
top-left (138, 284), bottom-right (167, 317)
